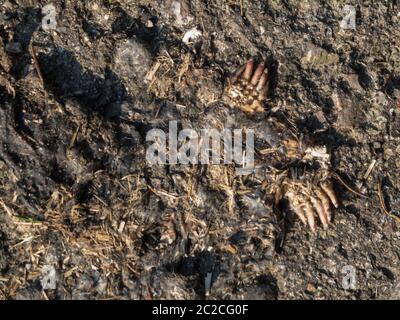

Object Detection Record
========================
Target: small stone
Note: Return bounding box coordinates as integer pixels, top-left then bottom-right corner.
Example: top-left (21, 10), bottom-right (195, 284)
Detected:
top-left (373, 142), bottom-right (381, 149)
top-left (301, 45), bottom-right (339, 67)
top-left (306, 283), bottom-right (317, 294)
top-left (5, 42), bottom-right (22, 54)
top-left (315, 110), bottom-right (327, 124)
top-left (343, 74), bottom-right (364, 91)
top-left (325, 27), bottom-right (333, 39)
top-left (170, 0), bottom-right (193, 27)
top-left (96, 277), bottom-right (107, 295)
top-left (41, 265), bottom-right (57, 290)
top-left (384, 148), bottom-right (394, 160)
top-left (146, 20), bottom-right (154, 28)
top-left (183, 27), bottom-right (202, 44)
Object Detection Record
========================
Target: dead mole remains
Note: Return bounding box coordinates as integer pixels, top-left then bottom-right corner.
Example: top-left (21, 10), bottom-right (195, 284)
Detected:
top-left (1, 0), bottom-right (400, 300)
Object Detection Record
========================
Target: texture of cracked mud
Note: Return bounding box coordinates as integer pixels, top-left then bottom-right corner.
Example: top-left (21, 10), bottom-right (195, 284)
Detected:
top-left (0, 0), bottom-right (400, 300)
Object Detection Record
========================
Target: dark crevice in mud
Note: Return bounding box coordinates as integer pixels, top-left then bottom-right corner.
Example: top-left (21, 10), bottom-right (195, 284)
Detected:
top-left (49, 161), bottom-right (75, 186)
top-left (300, 76), bottom-right (336, 118)
top-left (112, 6), bottom-right (160, 47)
top-left (9, 7), bottom-right (41, 80)
top-left (378, 267), bottom-right (396, 281)
top-left (381, 176), bottom-right (400, 214)
top-left (255, 274), bottom-right (279, 299)
top-left (385, 75), bottom-right (400, 98)
top-left (4, 149), bottom-right (27, 170)
top-left (75, 181), bottom-right (94, 205)
top-left (12, 95), bottom-right (36, 139)
top-left (12, 99), bottom-right (26, 134)
top-left (0, 230), bottom-right (10, 273)
top-left (173, 250), bottom-right (221, 298)
top-left (82, 20), bottom-right (106, 40)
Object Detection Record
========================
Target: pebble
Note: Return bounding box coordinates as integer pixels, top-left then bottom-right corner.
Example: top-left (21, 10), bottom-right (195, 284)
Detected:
top-left (306, 283), bottom-right (317, 294)
top-left (384, 148), bottom-right (394, 160)
top-left (182, 27), bottom-right (202, 44)
top-left (170, 0), bottom-right (193, 27)
top-left (343, 74), bottom-right (364, 91)
top-left (373, 142), bottom-right (381, 149)
top-left (146, 20), bottom-right (154, 28)
top-left (325, 27), bottom-right (333, 39)
top-left (5, 42), bottom-right (22, 54)
top-left (41, 265), bottom-right (57, 290)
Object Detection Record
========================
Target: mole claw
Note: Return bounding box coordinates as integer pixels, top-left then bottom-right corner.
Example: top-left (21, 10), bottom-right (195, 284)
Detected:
top-left (223, 60), bottom-right (269, 114)
top-left (283, 176), bottom-right (338, 232)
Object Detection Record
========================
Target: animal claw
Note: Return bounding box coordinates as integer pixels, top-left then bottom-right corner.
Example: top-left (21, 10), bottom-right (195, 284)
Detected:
top-left (251, 62), bottom-right (265, 85)
top-left (283, 176), bottom-right (338, 232)
top-left (223, 59), bottom-right (269, 114)
top-left (243, 58), bottom-right (255, 80)
top-left (256, 69), bottom-right (269, 92)
top-left (320, 180), bottom-right (339, 209)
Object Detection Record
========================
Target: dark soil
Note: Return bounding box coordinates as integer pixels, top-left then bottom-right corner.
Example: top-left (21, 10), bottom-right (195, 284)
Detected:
top-left (0, 0), bottom-right (399, 300)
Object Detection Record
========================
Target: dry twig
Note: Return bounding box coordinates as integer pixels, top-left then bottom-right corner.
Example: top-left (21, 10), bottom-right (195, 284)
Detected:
top-left (332, 173), bottom-right (367, 198)
top-left (377, 181), bottom-right (400, 223)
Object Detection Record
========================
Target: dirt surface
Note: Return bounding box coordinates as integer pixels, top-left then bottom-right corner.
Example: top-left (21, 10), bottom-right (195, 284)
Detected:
top-left (0, 0), bottom-right (400, 300)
